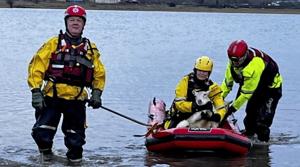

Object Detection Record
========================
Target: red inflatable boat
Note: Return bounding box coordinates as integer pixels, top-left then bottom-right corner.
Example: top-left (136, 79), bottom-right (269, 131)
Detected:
top-left (145, 98), bottom-right (252, 155)
top-left (145, 125), bottom-right (252, 155)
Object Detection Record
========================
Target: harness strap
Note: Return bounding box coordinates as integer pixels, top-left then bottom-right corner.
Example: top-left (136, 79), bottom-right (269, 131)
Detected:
top-left (74, 86), bottom-right (84, 100)
top-left (50, 75), bottom-right (84, 100)
top-left (86, 38), bottom-right (94, 55)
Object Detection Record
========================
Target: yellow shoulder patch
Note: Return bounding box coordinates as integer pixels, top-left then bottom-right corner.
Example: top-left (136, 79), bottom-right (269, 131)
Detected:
top-left (209, 83), bottom-right (222, 98)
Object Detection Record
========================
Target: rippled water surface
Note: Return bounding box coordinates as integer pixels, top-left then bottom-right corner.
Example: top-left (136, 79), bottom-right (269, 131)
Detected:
top-left (0, 8), bottom-right (300, 166)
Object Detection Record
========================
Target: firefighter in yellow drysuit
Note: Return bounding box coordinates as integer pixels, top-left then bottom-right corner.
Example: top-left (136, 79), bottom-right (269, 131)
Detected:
top-left (164, 56), bottom-right (227, 129)
top-left (221, 40), bottom-right (282, 142)
top-left (27, 5), bottom-right (105, 162)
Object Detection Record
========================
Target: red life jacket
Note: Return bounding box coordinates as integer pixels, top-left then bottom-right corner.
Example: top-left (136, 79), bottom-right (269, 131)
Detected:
top-left (45, 33), bottom-right (94, 88)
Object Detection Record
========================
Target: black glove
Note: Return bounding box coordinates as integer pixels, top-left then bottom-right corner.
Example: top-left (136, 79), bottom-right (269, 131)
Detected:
top-left (227, 105), bottom-right (237, 115)
top-left (89, 89), bottom-right (102, 109)
top-left (31, 88), bottom-right (46, 111)
top-left (210, 113), bottom-right (221, 122)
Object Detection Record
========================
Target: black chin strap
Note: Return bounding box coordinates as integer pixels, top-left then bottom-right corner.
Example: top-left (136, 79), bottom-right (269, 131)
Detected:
top-left (64, 31), bottom-right (83, 45)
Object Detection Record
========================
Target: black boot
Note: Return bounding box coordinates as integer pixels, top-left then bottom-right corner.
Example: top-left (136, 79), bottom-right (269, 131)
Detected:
top-left (257, 126), bottom-right (270, 142)
top-left (39, 148), bottom-right (53, 161)
top-left (66, 147), bottom-right (83, 163)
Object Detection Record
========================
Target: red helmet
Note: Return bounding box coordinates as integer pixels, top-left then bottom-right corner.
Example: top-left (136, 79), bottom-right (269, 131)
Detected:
top-left (227, 40), bottom-right (248, 66)
top-left (65, 5), bottom-right (86, 22)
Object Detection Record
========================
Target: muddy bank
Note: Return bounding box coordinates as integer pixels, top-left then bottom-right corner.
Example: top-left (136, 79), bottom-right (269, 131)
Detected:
top-left (1, 1), bottom-right (300, 14)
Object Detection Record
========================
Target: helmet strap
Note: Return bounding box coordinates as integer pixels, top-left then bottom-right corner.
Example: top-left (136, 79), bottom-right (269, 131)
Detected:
top-left (238, 50), bottom-right (253, 68)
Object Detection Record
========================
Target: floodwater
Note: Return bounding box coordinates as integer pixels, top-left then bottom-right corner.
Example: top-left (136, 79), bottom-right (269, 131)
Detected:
top-left (0, 8), bottom-right (300, 166)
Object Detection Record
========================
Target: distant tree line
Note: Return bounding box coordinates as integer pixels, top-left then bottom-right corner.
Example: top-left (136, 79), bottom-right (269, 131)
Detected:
top-left (6, 0), bottom-right (300, 8)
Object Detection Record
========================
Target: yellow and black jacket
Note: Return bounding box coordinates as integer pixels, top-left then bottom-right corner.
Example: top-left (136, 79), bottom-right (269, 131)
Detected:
top-left (221, 47), bottom-right (282, 110)
top-left (28, 33), bottom-right (105, 101)
top-left (164, 73), bottom-right (227, 129)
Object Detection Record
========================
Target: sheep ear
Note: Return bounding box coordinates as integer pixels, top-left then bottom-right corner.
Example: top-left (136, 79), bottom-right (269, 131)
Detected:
top-left (192, 89), bottom-right (201, 95)
top-left (153, 97), bottom-right (157, 106)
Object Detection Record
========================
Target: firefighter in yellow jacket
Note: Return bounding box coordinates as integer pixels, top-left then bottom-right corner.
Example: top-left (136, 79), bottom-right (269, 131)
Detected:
top-left (27, 5), bottom-right (105, 162)
top-left (221, 40), bottom-right (282, 142)
top-left (164, 56), bottom-right (227, 129)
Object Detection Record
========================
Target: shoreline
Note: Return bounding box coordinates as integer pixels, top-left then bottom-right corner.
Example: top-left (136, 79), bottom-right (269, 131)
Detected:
top-left (1, 1), bottom-right (300, 14)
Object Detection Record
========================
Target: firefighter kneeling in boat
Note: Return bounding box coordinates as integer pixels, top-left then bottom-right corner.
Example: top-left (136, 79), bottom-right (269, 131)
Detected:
top-left (164, 56), bottom-right (227, 129)
top-left (27, 5), bottom-right (105, 162)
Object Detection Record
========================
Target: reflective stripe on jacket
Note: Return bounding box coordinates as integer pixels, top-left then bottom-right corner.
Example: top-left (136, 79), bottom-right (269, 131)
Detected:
top-left (221, 50), bottom-right (283, 110)
top-left (45, 33), bottom-right (94, 88)
top-left (28, 36), bottom-right (105, 100)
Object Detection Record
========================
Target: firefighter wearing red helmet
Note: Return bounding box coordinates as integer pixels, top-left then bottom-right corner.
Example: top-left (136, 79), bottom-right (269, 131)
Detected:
top-left (65, 5), bottom-right (86, 21)
top-left (64, 5), bottom-right (86, 36)
top-left (221, 40), bottom-right (282, 142)
top-left (28, 5), bottom-right (106, 162)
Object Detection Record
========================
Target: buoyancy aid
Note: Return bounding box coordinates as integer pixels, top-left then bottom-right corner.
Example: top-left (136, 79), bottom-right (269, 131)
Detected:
top-left (170, 73), bottom-right (213, 119)
top-left (45, 31), bottom-right (94, 88)
top-left (230, 47), bottom-right (279, 87)
top-left (187, 73), bottom-right (210, 98)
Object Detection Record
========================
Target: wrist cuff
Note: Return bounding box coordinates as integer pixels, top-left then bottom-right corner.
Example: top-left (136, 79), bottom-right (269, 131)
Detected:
top-left (31, 88), bottom-right (41, 93)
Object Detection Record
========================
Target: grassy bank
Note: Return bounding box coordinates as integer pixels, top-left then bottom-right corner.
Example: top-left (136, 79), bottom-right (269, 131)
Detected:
top-left (1, 1), bottom-right (300, 14)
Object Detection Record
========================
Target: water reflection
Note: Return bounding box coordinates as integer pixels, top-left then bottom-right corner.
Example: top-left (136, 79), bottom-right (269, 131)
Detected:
top-left (247, 144), bottom-right (271, 167)
top-left (145, 145), bottom-right (270, 167)
top-left (145, 151), bottom-right (247, 167)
